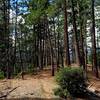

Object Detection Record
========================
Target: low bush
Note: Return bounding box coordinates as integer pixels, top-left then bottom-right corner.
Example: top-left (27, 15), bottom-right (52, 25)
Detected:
top-left (54, 67), bottom-right (87, 98)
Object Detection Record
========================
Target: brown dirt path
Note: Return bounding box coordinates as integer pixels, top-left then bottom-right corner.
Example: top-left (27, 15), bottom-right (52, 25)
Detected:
top-left (0, 69), bottom-right (59, 99)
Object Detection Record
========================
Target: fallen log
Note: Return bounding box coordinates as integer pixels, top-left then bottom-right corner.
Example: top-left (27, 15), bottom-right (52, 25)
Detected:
top-left (71, 87), bottom-right (100, 100)
top-left (76, 89), bottom-right (100, 100)
top-left (85, 89), bottom-right (100, 100)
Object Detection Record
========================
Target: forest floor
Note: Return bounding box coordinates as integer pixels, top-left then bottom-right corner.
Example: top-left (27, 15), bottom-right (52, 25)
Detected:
top-left (0, 69), bottom-right (60, 100)
top-left (0, 68), bottom-right (100, 100)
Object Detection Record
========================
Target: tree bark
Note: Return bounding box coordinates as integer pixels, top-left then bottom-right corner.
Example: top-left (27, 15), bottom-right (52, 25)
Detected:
top-left (64, 0), bottom-right (70, 66)
top-left (91, 0), bottom-right (99, 78)
top-left (71, 0), bottom-right (81, 66)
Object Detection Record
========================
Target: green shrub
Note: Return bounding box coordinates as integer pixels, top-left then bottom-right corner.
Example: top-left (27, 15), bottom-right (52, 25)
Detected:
top-left (54, 67), bottom-right (87, 98)
top-left (54, 87), bottom-right (70, 98)
top-left (0, 71), bottom-right (5, 79)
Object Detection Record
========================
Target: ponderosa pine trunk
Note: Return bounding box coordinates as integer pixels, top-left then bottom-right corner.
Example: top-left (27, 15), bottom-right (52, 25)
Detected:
top-left (46, 18), bottom-right (55, 76)
top-left (84, 22), bottom-right (88, 71)
top-left (91, 0), bottom-right (99, 78)
top-left (80, 22), bottom-right (86, 70)
top-left (71, 0), bottom-right (81, 66)
top-left (64, 0), bottom-right (70, 66)
top-left (78, 3), bottom-right (86, 70)
top-left (57, 16), bottom-right (60, 69)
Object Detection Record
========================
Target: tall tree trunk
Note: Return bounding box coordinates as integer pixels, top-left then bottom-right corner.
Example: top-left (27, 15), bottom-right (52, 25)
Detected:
top-left (64, 0), bottom-right (70, 66)
top-left (80, 22), bottom-right (85, 70)
top-left (52, 18), bottom-right (57, 69)
top-left (45, 17), bottom-right (55, 76)
top-left (57, 16), bottom-right (60, 69)
top-left (71, 0), bottom-right (81, 66)
top-left (3, 0), bottom-right (11, 78)
top-left (78, 3), bottom-right (86, 70)
top-left (7, 0), bottom-right (11, 79)
top-left (48, 29), bottom-right (55, 76)
top-left (84, 22), bottom-right (88, 71)
top-left (91, 0), bottom-right (99, 78)
top-left (13, 1), bottom-right (18, 74)
top-left (71, 34), bottom-right (75, 64)
top-left (19, 30), bottom-right (24, 79)
top-left (60, 44), bottom-right (64, 67)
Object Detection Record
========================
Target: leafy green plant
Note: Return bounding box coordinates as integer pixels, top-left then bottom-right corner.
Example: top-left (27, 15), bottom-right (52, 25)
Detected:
top-left (54, 67), bottom-right (87, 98)
top-left (54, 87), bottom-right (70, 99)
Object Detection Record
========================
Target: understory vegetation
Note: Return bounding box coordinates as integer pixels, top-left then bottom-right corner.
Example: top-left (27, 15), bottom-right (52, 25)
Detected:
top-left (54, 67), bottom-right (87, 98)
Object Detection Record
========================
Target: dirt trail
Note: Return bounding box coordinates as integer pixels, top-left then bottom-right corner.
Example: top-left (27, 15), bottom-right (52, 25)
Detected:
top-left (0, 70), bottom-right (59, 99)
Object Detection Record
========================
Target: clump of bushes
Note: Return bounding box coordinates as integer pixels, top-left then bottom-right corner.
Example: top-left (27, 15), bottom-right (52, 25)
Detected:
top-left (54, 67), bottom-right (87, 98)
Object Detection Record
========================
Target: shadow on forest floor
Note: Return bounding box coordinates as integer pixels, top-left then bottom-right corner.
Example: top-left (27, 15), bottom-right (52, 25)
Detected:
top-left (2, 97), bottom-right (62, 100)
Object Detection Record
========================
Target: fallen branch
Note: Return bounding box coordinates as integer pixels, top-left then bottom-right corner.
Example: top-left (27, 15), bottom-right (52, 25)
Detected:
top-left (87, 82), bottom-right (95, 89)
top-left (0, 86), bottom-right (19, 98)
top-left (86, 89), bottom-right (100, 100)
